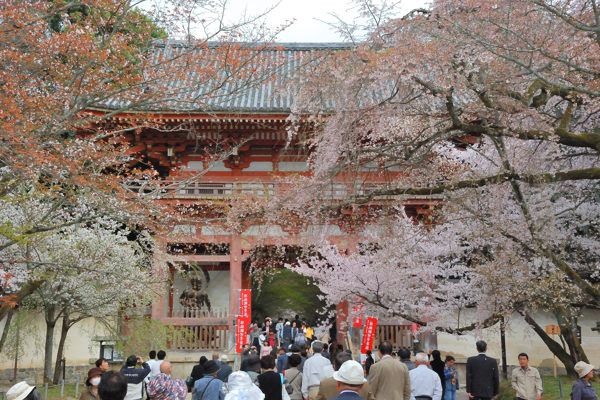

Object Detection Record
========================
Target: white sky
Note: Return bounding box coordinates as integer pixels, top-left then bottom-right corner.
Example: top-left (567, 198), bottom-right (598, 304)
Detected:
top-left (223, 0), bottom-right (430, 42)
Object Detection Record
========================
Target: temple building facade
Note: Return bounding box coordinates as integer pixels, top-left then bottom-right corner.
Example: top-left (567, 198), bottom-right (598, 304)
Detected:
top-left (2, 42), bottom-right (600, 384)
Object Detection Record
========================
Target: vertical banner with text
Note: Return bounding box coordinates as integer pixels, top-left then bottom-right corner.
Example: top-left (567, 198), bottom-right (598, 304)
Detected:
top-left (236, 290), bottom-right (252, 353)
top-left (360, 317), bottom-right (378, 354)
top-left (352, 298), bottom-right (364, 328)
top-left (235, 315), bottom-right (247, 353)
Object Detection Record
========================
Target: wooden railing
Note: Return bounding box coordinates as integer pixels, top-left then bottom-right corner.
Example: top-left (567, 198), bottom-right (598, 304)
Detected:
top-left (374, 325), bottom-right (414, 349)
top-left (171, 325), bottom-right (229, 350)
top-left (127, 180), bottom-right (444, 200)
top-left (169, 307), bottom-right (228, 319)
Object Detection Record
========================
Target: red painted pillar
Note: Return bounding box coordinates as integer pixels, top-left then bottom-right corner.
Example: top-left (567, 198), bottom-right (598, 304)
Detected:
top-left (229, 235), bottom-right (243, 348)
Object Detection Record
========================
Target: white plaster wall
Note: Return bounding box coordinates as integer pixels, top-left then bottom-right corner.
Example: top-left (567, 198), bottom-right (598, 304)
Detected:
top-left (0, 313), bottom-right (111, 369)
top-left (436, 309), bottom-right (600, 369)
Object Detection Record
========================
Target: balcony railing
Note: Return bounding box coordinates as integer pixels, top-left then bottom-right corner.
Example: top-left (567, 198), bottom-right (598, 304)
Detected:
top-left (126, 180), bottom-right (445, 200)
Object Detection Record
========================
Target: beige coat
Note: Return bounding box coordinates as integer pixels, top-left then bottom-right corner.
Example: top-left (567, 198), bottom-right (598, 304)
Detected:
top-left (368, 356), bottom-right (411, 400)
top-left (316, 377), bottom-right (374, 400)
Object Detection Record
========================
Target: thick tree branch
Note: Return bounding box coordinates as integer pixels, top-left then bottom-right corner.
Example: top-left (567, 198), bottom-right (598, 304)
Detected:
top-left (324, 167), bottom-right (600, 209)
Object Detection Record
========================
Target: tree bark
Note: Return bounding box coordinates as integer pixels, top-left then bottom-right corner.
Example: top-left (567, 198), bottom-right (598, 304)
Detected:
top-left (43, 306), bottom-right (57, 384)
top-left (0, 309), bottom-right (14, 355)
top-left (52, 313), bottom-right (70, 384)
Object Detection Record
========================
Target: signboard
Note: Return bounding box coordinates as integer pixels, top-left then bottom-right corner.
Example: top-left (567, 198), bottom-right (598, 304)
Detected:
top-left (360, 317), bottom-right (378, 354)
top-left (352, 298), bottom-right (364, 328)
top-left (240, 289), bottom-right (251, 319)
top-left (545, 324), bottom-right (560, 335)
top-left (236, 315), bottom-right (248, 353)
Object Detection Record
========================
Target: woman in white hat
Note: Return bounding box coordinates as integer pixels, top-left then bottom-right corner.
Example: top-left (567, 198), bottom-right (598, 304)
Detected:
top-left (572, 361), bottom-right (598, 400)
top-left (225, 372), bottom-right (265, 400)
top-left (6, 382), bottom-right (41, 400)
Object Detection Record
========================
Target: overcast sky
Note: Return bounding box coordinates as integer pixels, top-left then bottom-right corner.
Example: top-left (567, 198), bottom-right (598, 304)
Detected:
top-left (223, 0), bottom-right (430, 42)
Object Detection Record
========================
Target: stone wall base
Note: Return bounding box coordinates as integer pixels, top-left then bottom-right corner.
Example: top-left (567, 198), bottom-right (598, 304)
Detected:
top-left (0, 365), bottom-right (89, 385)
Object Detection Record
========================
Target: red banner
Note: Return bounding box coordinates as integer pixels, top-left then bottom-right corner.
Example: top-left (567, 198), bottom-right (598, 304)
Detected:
top-left (352, 298), bottom-right (364, 328)
top-left (360, 317), bottom-right (378, 354)
top-left (236, 290), bottom-right (252, 353)
top-left (412, 323), bottom-right (419, 335)
top-left (236, 315), bottom-right (248, 353)
top-left (240, 289), bottom-right (251, 319)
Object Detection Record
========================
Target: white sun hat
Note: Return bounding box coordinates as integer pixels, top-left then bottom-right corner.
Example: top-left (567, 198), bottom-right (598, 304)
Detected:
top-left (333, 360), bottom-right (367, 385)
top-left (574, 361), bottom-right (595, 378)
top-left (7, 382), bottom-right (35, 400)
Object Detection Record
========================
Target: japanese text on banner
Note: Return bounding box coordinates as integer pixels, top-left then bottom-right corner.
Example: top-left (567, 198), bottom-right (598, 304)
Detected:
top-left (240, 289), bottom-right (251, 319)
top-left (236, 315), bottom-right (248, 353)
top-left (352, 297), bottom-right (364, 328)
top-left (360, 317), bottom-right (378, 354)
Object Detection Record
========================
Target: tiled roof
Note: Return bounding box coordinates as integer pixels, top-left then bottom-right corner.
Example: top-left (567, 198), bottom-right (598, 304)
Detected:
top-left (102, 41), bottom-right (351, 113)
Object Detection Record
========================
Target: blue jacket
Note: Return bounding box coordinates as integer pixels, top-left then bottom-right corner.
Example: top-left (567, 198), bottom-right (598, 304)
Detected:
top-left (277, 354), bottom-right (288, 372)
top-left (444, 365), bottom-right (459, 392)
top-left (572, 379), bottom-right (598, 400)
top-left (193, 376), bottom-right (225, 400)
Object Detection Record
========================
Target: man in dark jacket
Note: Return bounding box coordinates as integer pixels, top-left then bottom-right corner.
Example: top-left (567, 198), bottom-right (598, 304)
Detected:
top-left (282, 344), bottom-right (306, 372)
top-left (257, 355), bottom-right (282, 400)
top-left (466, 341), bottom-right (499, 400)
top-left (216, 355), bottom-right (233, 382)
top-left (120, 355), bottom-right (151, 400)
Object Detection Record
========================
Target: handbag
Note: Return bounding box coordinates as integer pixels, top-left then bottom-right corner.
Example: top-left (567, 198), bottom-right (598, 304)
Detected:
top-left (280, 373), bottom-right (293, 395)
top-left (185, 376), bottom-right (193, 392)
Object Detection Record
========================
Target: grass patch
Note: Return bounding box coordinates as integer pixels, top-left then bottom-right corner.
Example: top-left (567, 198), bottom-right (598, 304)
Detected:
top-left (499, 375), bottom-right (599, 400)
top-left (39, 383), bottom-right (82, 400)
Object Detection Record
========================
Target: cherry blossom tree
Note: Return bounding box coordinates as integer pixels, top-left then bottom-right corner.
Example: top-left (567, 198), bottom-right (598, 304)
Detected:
top-left (277, 0), bottom-right (600, 375)
top-left (0, 0), bottom-right (289, 318)
top-left (9, 219), bottom-right (158, 383)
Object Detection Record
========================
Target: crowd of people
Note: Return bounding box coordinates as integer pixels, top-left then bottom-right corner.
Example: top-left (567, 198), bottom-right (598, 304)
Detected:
top-left (3, 336), bottom-right (598, 400)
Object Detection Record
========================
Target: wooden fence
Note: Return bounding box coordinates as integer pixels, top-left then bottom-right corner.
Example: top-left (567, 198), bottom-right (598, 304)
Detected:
top-left (374, 325), bottom-right (414, 349)
top-left (171, 325), bottom-right (229, 350)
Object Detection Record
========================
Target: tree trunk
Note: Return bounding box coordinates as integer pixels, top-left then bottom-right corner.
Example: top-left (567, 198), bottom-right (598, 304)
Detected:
top-left (0, 309), bottom-right (15, 354)
top-left (52, 313), bottom-right (70, 384)
top-left (44, 306), bottom-right (57, 384)
top-left (522, 312), bottom-right (578, 377)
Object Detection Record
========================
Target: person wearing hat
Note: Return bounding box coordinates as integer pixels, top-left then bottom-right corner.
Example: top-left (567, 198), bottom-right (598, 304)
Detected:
top-left (282, 344), bottom-right (306, 373)
top-left (277, 347), bottom-right (289, 373)
top-left (316, 352), bottom-right (373, 400)
top-left (328, 360), bottom-right (367, 400)
top-left (79, 368), bottom-right (103, 400)
top-left (193, 360), bottom-right (225, 400)
top-left (218, 355), bottom-right (233, 382)
top-left (7, 382), bottom-right (42, 400)
top-left (572, 362), bottom-right (598, 400)
top-left (282, 322), bottom-right (293, 350)
top-left (246, 355), bottom-right (262, 383)
top-left (190, 356), bottom-right (208, 391)
top-left (147, 361), bottom-right (187, 400)
top-left (225, 372), bottom-right (265, 400)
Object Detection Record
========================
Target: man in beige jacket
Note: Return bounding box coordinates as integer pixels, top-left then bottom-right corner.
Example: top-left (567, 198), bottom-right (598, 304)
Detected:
top-left (368, 341), bottom-right (411, 400)
top-left (316, 352), bottom-right (374, 400)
